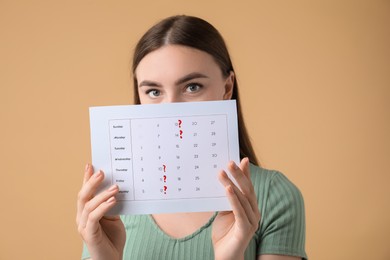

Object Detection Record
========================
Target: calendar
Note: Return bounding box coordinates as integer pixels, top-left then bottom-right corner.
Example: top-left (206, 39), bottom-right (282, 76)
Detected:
top-left (89, 100), bottom-right (240, 215)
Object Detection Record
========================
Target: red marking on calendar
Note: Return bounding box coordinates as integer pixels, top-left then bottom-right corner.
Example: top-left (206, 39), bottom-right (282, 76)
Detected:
top-left (163, 164), bottom-right (166, 172)
top-left (179, 130), bottom-right (183, 139)
top-left (163, 175), bottom-right (167, 182)
top-left (178, 119), bottom-right (182, 128)
top-left (163, 186), bottom-right (167, 194)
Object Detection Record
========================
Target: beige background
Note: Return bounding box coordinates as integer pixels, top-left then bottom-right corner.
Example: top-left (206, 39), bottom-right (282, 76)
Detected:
top-left (1, 0), bottom-right (389, 259)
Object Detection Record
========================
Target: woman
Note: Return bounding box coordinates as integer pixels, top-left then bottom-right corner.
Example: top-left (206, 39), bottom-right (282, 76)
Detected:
top-left (77, 15), bottom-right (307, 260)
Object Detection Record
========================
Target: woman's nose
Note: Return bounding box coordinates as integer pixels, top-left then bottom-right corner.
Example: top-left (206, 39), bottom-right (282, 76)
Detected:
top-left (164, 93), bottom-right (183, 103)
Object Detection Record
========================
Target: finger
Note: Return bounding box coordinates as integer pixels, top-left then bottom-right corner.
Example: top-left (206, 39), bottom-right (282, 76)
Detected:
top-left (227, 160), bottom-right (259, 215)
top-left (219, 171), bottom-right (258, 226)
top-left (218, 169), bottom-right (232, 188)
top-left (229, 181), bottom-right (259, 227)
top-left (83, 163), bottom-right (94, 185)
top-left (77, 163), bottom-right (94, 222)
top-left (85, 196), bottom-right (118, 236)
top-left (227, 161), bottom-right (251, 194)
top-left (236, 159), bottom-right (261, 224)
top-left (240, 157), bottom-right (250, 179)
top-left (77, 170), bottom-right (104, 224)
top-left (224, 184), bottom-right (253, 229)
top-left (79, 184), bottom-right (119, 230)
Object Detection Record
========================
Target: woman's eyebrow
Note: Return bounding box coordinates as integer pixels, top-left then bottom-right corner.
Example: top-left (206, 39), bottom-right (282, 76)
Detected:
top-left (138, 72), bottom-right (208, 87)
top-left (138, 80), bottom-right (162, 87)
top-left (175, 72), bottom-right (209, 85)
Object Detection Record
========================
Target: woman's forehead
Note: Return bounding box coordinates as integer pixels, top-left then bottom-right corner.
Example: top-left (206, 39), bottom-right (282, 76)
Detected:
top-left (135, 45), bottom-right (222, 81)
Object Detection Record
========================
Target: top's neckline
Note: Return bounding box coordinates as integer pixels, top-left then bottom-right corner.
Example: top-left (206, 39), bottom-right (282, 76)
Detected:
top-left (147, 212), bottom-right (219, 242)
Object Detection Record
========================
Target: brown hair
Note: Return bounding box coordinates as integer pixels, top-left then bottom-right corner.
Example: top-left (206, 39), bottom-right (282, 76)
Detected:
top-left (132, 15), bottom-right (259, 166)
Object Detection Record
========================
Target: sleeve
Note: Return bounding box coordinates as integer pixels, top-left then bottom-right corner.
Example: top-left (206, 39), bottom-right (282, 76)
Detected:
top-left (257, 171), bottom-right (307, 259)
top-left (81, 243), bottom-right (91, 260)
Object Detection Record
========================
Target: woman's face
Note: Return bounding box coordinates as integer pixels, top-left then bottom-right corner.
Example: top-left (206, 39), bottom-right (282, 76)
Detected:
top-left (135, 45), bottom-right (234, 104)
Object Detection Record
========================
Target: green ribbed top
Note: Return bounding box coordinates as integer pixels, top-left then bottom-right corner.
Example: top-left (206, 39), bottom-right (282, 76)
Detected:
top-left (82, 164), bottom-right (307, 259)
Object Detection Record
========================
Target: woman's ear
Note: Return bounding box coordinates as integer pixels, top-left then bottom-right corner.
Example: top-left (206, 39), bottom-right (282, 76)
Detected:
top-left (223, 71), bottom-right (235, 100)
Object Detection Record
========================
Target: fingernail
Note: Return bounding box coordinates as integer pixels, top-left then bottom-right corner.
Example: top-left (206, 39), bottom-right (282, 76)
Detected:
top-left (85, 163), bottom-right (90, 172)
top-left (231, 161), bottom-right (238, 170)
top-left (220, 170), bottom-right (227, 178)
top-left (95, 170), bottom-right (103, 178)
top-left (108, 184), bottom-right (118, 192)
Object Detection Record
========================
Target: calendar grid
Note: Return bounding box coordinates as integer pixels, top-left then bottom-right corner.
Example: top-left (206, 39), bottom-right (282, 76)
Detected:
top-left (108, 114), bottom-right (231, 202)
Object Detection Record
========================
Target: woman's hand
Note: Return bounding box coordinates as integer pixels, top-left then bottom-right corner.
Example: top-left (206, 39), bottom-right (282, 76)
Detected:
top-left (212, 158), bottom-right (261, 260)
top-left (76, 164), bottom-right (126, 260)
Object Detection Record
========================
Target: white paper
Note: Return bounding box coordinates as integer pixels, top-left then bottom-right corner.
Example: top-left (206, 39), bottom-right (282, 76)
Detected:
top-left (89, 100), bottom-right (240, 215)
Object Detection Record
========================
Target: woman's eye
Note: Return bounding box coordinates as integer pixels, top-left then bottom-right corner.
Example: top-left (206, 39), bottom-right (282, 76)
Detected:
top-left (185, 83), bottom-right (202, 93)
top-left (146, 89), bottom-right (161, 98)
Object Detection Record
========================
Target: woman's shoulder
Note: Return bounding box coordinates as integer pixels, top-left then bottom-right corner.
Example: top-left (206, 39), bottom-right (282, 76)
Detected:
top-left (249, 163), bottom-right (305, 213)
top-left (249, 163), bottom-right (302, 191)
top-left (249, 163), bottom-right (294, 189)
top-left (250, 164), bottom-right (307, 258)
